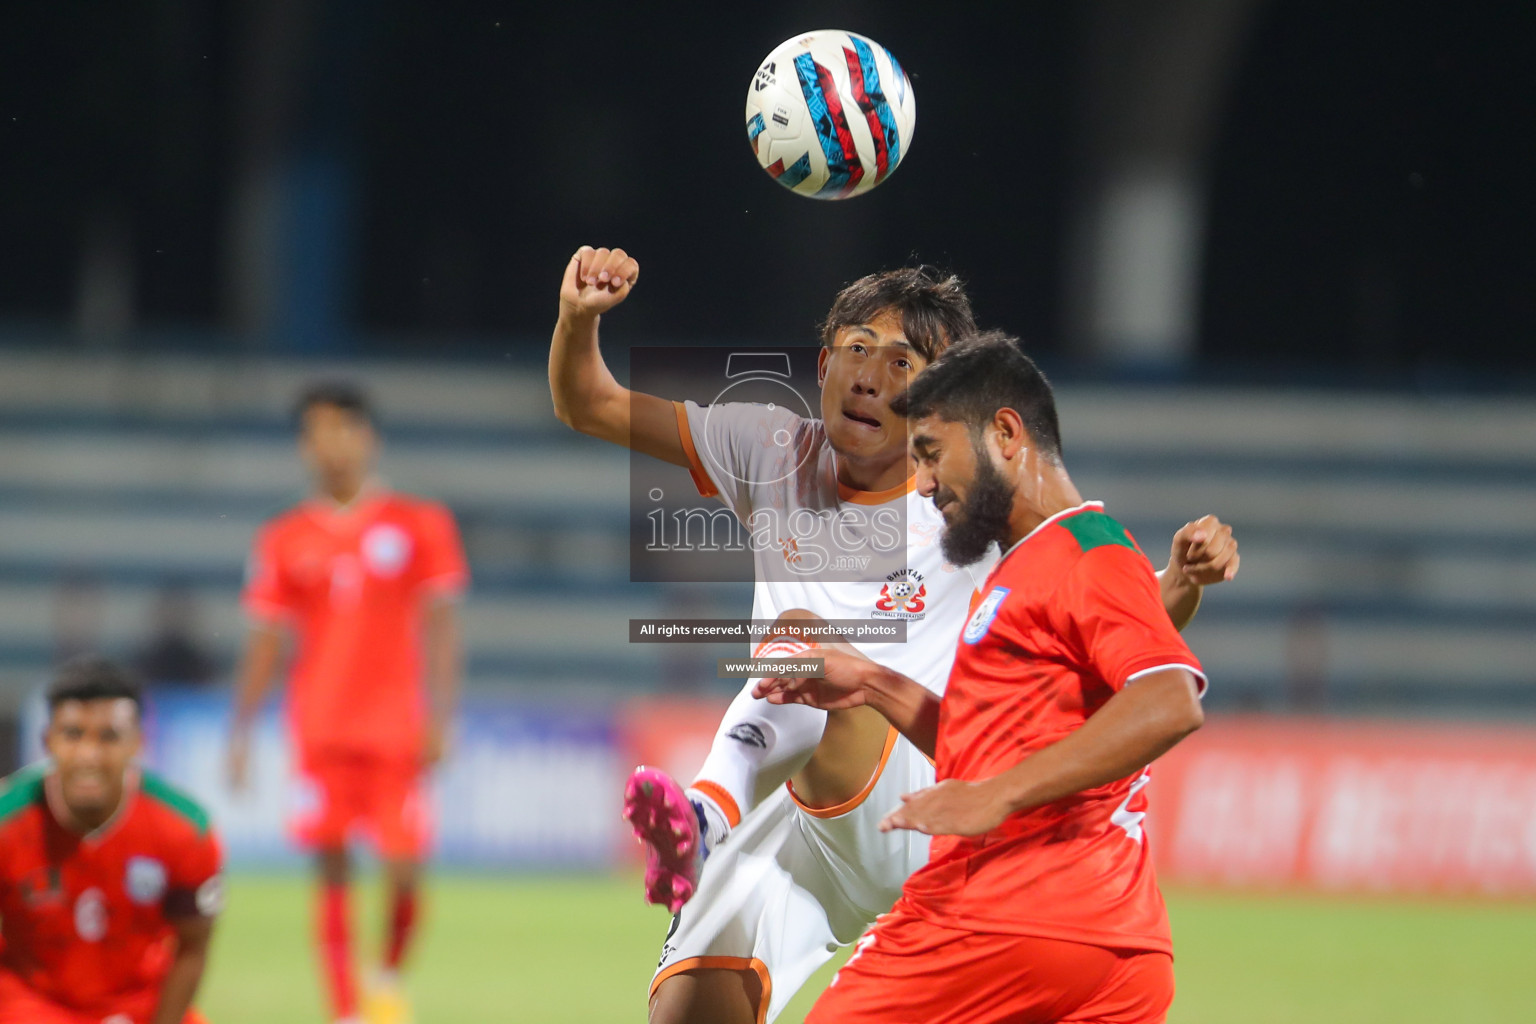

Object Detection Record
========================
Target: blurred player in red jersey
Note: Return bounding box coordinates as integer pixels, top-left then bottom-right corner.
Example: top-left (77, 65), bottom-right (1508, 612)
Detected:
top-left (0, 656), bottom-right (222, 1024)
top-left (756, 332), bottom-right (1212, 1024)
top-left (227, 382), bottom-right (468, 1024)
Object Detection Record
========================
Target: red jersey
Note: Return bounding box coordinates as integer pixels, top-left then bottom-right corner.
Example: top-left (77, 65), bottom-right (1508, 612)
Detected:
top-left (904, 502), bottom-right (1205, 955)
top-left (242, 489), bottom-right (468, 759)
top-left (0, 764), bottom-right (223, 1016)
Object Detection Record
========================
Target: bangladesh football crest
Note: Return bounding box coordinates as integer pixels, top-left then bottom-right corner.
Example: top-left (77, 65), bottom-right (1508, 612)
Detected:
top-left (963, 587), bottom-right (1010, 644)
top-left (873, 569), bottom-right (927, 620)
top-left (125, 856), bottom-right (168, 905)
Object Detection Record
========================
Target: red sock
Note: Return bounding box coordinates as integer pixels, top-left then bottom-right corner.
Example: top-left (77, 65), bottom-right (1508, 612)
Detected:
top-left (384, 884), bottom-right (419, 972)
top-left (318, 882), bottom-right (357, 1018)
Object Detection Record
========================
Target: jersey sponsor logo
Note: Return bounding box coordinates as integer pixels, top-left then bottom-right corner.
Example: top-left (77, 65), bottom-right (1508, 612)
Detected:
top-left (362, 524), bottom-right (413, 577)
top-left (963, 587), bottom-right (1010, 644)
top-left (125, 855), bottom-right (168, 905)
top-left (726, 723), bottom-right (768, 749)
top-left (873, 569), bottom-right (927, 620)
top-left (74, 887), bottom-right (108, 942)
top-left (196, 875), bottom-right (225, 917)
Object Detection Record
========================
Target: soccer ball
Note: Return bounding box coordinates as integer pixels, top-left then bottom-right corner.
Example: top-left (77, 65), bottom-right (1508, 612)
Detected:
top-left (891, 581), bottom-right (915, 600)
top-left (745, 30), bottom-right (916, 200)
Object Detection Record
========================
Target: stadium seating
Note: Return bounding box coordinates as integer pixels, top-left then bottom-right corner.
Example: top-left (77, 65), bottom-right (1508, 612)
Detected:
top-left (1, 350), bottom-right (1531, 716)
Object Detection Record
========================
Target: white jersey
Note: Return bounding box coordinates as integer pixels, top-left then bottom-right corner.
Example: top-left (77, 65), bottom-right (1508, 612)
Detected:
top-left (656, 401), bottom-right (999, 1020)
top-left (676, 399), bottom-right (994, 689)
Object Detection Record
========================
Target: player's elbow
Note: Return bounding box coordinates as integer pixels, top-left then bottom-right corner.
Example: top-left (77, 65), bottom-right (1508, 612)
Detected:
top-left (552, 395), bottom-right (600, 437)
top-left (1144, 671), bottom-right (1204, 744)
top-left (550, 388), bottom-right (583, 431)
top-left (1166, 680), bottom-right (1204, 740)
top-left (551, 387), bottom-right (622, 440)
top-left (1172, 695), bottom-right (1204, 738)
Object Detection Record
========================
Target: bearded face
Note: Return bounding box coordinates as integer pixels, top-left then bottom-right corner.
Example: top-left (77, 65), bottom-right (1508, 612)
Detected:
top-left (937, 440), bottom-right (1015, 567)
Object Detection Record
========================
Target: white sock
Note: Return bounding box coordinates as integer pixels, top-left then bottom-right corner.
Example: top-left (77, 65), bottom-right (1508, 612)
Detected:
top-left (689, 639), bottom-right (827, 837)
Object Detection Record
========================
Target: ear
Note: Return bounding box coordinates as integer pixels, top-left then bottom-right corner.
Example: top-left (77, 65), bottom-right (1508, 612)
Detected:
top-left (817, 347), bottom-right (830, 388)
top-left (992, 408), bottom-right (1029, 461)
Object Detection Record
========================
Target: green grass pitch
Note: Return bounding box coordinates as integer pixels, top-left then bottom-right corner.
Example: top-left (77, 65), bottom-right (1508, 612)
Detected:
top-left (199, 874), bottom-right (1536, 1023)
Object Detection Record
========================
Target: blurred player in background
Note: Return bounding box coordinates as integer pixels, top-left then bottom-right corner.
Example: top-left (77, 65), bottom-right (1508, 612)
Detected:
top-left (0, 656), bottom-right (222, 1024)
top-left (550, 247), bottom-right (1237, 1023)
top-left (227, 382), bottom-right (468, 1024)
top-left (758, 333), bottom-right (1209, 1024)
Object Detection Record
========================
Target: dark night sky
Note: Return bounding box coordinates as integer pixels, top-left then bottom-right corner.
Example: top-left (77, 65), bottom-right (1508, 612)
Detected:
top-left (0, 1), bottom-right (1531, 378)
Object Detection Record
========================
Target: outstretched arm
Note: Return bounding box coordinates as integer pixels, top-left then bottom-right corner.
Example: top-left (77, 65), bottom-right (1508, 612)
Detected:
top-left (754, 651), bottom-right (942, 759)
top-left (880, 668), bottom-right (1203, 837)
top-left (549, 245), bottom-right (689, 466)
top-left (1156, 514), bottom-right (1240, 630)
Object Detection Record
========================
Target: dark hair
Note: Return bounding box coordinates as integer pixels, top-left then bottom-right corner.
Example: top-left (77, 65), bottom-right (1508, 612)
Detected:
top-left (821, 266), bottom-right (976, 365)
top-left (47, 655), bottom-right (143, 716)
top-left (293, 380), bottom-right (375, 429)
top-left (890, 330), bottom-right (1063, 460)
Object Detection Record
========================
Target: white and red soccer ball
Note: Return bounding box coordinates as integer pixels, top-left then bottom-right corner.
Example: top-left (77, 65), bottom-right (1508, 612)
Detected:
top-left (745, 30), bottom-right (916, 200)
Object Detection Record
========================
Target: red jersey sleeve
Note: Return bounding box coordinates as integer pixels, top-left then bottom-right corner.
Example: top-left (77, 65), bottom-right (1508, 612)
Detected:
top-left (164, 828), bottom-right (224, 921)
top-left (414, 503), bottom-right (469, 599)
top-left (1050, 544), bottom-right (1206, 694)
top-left (241, 523), bottom-right (295, 623)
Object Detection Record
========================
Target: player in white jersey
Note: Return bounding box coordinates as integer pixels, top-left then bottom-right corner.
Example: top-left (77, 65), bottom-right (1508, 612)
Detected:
top-left (548, 246), bottom-right (1239, 1024)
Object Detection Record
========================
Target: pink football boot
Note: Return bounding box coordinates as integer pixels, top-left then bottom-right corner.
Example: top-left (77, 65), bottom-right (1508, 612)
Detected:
top-left (623, 766), bottom-right (702, 913)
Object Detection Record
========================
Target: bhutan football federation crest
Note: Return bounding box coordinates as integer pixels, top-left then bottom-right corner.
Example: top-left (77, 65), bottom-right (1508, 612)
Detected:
top-left (873, 569), bottom-right (927, 620)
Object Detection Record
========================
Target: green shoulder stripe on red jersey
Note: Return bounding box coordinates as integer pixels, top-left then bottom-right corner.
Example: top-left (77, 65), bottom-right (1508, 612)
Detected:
top-left (141, 771), bottom-right (212, 836)
top-left (1059, 510), bottom-right (1138, 554)
top-left (0, 762), bottom-right (49, 827)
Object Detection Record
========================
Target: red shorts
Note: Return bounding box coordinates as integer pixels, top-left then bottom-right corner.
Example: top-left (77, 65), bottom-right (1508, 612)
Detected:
top-left (291, 750), bottom-right (432, 860)
top-left (0, 968), bottom-right (207, 1024)
top-left (807, 903), bottom-right (1174, 1024)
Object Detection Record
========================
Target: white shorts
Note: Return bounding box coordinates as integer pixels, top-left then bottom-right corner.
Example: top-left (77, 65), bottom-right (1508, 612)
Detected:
top-left (651, 729), bottom-right (935, 1022)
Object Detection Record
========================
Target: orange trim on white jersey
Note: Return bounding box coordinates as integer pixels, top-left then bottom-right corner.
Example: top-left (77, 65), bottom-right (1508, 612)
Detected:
top-left (835, 475), bottom-right (916, 506)
top-left (787, 726), bottom-right (900, 819)
top-left (689, 779), bottom-right (742, 830)
top-left (650, 955), bottom-right (772, 1024)
top-left (673, 401), bottom-right (720, 498)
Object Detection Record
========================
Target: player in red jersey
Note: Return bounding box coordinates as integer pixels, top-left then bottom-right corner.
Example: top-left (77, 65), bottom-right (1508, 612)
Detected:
top-left (756, 332), bottom-right (1213, 1023)
top-left (228, 382), bottom-right (468, 1024)
top-left (0, 656), bottom-right (222, 1024)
